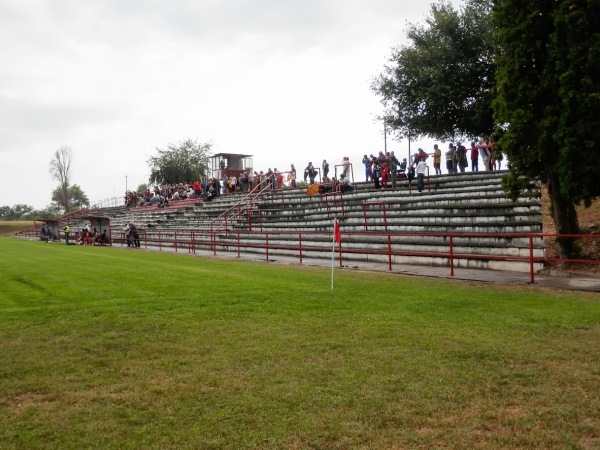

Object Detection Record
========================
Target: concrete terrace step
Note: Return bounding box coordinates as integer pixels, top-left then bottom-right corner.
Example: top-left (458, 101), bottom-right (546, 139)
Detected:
top-left (87, 170), bottom-right (544, 273)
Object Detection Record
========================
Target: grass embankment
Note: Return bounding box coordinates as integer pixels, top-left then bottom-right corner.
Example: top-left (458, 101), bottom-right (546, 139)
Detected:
top-left (0, 238), bottom-right (598, 449)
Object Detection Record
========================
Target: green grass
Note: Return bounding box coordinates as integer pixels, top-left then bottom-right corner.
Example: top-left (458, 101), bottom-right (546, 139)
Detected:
top-left (0, 238), bottom-right (599, 449)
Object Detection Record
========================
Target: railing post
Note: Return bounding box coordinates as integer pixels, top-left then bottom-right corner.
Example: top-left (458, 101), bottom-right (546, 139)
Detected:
top-left (174, 230), bottom-right (178, 252)
top-left (265, 233), bottom-right (269, 260)
top-left (363, 204), bottom-right (368, 231)
top-left (212, 230), bottom-right (216, 255)
top-left (159, 230), bottom-right (162, 251)
top-left (387, 234), bottom-right (392, 271)
top-left (449, 235), bottom-right (454, 277)
top-left (299, 233), bottom-right (303, 264)
top-left (383, 203), bottom-right (388, 232)
top-left (529, 235), bottom-right (535, 284)
top-left (237, 231), bottom-right (241, 258)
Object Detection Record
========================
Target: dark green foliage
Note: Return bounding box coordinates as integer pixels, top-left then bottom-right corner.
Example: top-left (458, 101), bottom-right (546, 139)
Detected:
top-left (147, 139), bottom-right (211, 186)
top-left (51, 184), bottom-right (89, 212)
top-left (0, 204), bottom-right (61, 221)
top-left (372, 0), bottom-right (495, 141)
top-left (493, 0), bottom-right (600, 255)
top-left (135, 183), bottom-right (148, 194)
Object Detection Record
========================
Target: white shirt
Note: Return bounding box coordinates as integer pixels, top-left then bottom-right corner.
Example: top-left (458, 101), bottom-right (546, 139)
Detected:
top-left (416, 161), bottom-right (428, 175)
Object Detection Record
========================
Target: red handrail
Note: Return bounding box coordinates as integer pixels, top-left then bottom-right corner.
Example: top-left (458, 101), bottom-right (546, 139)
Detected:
top-left (362, 201), bottom-right (387, 231)
top-left (210, 178), bottom-right (271, 233)
top-left (67, 229), bottom-right (600, 285)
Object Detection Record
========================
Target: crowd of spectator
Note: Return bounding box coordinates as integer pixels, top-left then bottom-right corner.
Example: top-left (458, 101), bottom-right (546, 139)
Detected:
top-left (357, 137), bottom-right (502, 191)
top-left (123, 139), bottom-right (502, 209)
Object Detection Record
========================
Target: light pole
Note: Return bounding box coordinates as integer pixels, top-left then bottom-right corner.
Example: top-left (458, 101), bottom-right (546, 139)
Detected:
top-left (384, 119), bottom-right (387, 153)
top-left (125, 175), bottom-right (128, 194)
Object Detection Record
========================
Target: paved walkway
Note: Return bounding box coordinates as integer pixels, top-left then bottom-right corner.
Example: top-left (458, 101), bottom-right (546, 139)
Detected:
top-left (132, 245), bottom-right (600, 293)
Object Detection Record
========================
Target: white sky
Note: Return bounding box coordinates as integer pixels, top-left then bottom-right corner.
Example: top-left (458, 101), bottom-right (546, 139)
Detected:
top-left (1, 0), bottom-right (462, 209)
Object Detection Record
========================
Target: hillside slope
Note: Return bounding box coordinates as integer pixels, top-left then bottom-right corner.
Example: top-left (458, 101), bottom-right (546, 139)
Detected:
top-left (541, 186), bottom-right (600, 273)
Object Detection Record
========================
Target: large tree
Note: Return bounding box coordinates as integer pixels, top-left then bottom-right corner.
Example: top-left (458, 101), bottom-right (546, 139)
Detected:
top-left (493, 0), bottom-right (600, 257)
top-left (49, 146), bottom-right (73, 213)
top-left (372, 0), bottom-right (495, 141)
top-left (147, 139), bottom-right (211, 186)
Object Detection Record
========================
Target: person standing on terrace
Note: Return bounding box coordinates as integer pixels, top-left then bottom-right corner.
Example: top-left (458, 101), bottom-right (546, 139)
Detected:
top-left (290, 164), bottom-right (297, 188)
top-left (416, 158), bottom-right (428, 193)
top-left (362, 154), bottom-right (371, 181)
top-left (342, 156), bottom-right (351, 179)
top-left (470, 141), bottom-right (479, 172)
top-left (478, 138), bottom-right (491, 171)
top-left (433, 144), bottom-right (441, 175)
top-left (445, 143), bottom-right (456, 174)
top-left (305, 162), bottom-right (316, 184)
top-left (322, 160), bottom-right (330, 179)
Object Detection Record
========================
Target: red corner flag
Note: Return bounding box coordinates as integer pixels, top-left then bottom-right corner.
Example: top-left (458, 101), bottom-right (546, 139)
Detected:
top-left (334, 218), bottom-right (341, 244)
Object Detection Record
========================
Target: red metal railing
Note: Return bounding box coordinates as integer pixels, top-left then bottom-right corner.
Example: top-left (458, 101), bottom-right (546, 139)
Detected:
top-left (320, 191), bottom-right (346, 217)
top-left (109, 228), bottom-right (600, 284)
top-left (362, 201), bottom-right (387, 231)
top-left (209, 178), bottom-right (271, 234)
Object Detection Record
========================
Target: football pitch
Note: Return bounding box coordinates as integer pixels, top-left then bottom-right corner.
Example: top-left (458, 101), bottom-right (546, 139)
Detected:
top-left (1, 238), bottom-right (598, 449)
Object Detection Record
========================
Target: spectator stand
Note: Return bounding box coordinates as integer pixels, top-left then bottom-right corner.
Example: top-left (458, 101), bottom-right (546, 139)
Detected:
top-left (266, 188), bottom-right (286, 208)
top-left (210, 178), bottom-right (271, 234)
top-left (81, 216), bottom-right (112, 245)
top-left (362, 202), bottom-right (388, 232)
top-left (247, 209), bottom-right (263, 232)
top-left (320, 191), bottom-right (346, 218)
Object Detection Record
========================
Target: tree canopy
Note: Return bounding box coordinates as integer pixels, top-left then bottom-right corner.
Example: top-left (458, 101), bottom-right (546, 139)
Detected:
top-left (51, 184), bottom-right (89, 212)
top-left (0, 204), bottom-right (60, 220)
top-left (147, 139), bottom-right (211, 186)
top-left (372, 0), bottom-right (495, 141)
top-left (493, 0), bottom-right (600, 255)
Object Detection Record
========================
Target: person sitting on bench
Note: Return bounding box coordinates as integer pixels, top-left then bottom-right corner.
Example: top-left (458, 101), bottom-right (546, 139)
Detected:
top-left (339, 174), bottom-right (354, 193)
top-left (40, 224), bottom-right (53, 241)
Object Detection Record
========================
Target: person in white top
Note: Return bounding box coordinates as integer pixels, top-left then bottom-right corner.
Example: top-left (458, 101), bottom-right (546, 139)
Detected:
top-left (478, 138), bottom-right (491, 171)
top-left (416, 158), bottom-right (428, 192)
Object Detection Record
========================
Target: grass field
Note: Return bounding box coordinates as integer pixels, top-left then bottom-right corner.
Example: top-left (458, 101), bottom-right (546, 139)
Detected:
top-left (1, 238), bottom-right (599, 449)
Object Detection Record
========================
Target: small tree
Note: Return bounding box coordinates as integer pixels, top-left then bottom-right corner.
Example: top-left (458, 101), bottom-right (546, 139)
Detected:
top-left (136, 183), bottom-right (149, 194)
top-left (49, 146), bottom-right (73, 213)
top-left (147, 139), bottom-right (211, 186)
top-left (52, 184), bottom-right (89, 212)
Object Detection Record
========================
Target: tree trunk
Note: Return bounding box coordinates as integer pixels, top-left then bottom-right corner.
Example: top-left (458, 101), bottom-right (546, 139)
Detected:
top-left (62, 185), bottom-right (70, 214)
top-left (547, 174), bottom-right (579, 258)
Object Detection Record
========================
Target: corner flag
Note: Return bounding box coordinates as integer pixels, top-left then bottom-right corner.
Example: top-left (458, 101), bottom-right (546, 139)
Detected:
top-left (334, 218), bottom-right (341, 244)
